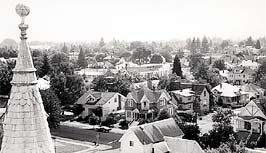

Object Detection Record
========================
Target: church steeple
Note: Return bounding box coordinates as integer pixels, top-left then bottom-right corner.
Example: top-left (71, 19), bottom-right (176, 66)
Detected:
top-left (0, 4), bottom-right (55, 153)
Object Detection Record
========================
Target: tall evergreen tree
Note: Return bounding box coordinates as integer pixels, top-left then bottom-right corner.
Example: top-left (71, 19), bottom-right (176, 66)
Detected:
top-left (255, 40), bottom-right (261, 49)
top-left (99, 37), bottom-right (105, 48)
top-left (191, 37), bottom-right (197, 53)
top-left (196, 38), bottom-right (201, 49)
top-left (246, 36), bottom-right (254, 47)
top-left (201, 36), bottom-right (209, 53)
top-left (40, 89), bottom-right (61, 128)
top-left (39, 54), bottom-right (51, 77)
top-left (77, 47), bottom-right (88, 68)
top-left (173, 55), bottom-right (182, 77)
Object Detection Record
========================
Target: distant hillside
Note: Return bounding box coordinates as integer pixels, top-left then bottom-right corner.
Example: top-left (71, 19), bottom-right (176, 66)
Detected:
top-left (0, 39), bottom-right (17, 48)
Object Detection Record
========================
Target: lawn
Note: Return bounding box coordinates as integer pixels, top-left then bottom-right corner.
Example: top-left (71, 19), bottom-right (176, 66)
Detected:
top-left (55, 139), bottom-right (90, 153)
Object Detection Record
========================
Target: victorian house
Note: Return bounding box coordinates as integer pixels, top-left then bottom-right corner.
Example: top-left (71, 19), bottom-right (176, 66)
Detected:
top-left (235, 100), bottom-right (266, 147)
top-left (227, 67), bottom-right (255, 85)
top-left (170, 83), bottom-right (211, 115)
top-left (125, 87), bottom-right (174, 122)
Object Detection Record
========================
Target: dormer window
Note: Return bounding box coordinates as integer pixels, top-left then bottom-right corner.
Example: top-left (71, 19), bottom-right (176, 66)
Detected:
top-left (128, 99), bottom-right (134, 107)
top-left (159, 98), bottom-right (165, 106)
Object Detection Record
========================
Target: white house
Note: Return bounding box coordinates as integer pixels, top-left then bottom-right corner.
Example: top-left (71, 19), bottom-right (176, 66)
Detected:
top-left (240, 83), bottom-right (265, 100)
top-left (227, 67), bottom-right (255, 85)
top-left (171, 89), bottom-right (195, 111)
top-left (212, 83), bottom-right (249, 107)
top-left (119, 118), bottom-right (204, 153)
top-left (234, 100), bottom-right (266, 147)
top-left (75, 91), bottom-right (126, 119)
top-left (240, 60), bottom-right (260, 70)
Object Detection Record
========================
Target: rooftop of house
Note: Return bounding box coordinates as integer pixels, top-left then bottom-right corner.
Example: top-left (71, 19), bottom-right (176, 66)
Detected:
top-left (124, 118), bottom-right (184, 145)
top-left (76, 91), bottom-right (120, 106)
top-left (128, 87), bottom-right (170, 103)
top-left (171, 88), bottom-right (195, 97)
top-left (240, 83), bottom-right (265, 94)
top-left (239, 100), bottom-right (266, 120)
top-left (212, 83), bottom-right (247, 97)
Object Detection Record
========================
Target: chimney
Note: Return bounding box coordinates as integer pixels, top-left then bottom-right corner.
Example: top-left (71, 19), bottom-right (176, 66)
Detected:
top-left (147, 80), bottom-right (153, 90)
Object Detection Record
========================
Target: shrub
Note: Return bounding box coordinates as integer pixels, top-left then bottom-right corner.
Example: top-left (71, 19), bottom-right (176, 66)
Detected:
top-left (119, 119), bottom-right (129, 129)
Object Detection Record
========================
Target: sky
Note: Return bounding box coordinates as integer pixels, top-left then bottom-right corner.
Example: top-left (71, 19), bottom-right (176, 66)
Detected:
top-left (0, 0), bottom-right (266, 42)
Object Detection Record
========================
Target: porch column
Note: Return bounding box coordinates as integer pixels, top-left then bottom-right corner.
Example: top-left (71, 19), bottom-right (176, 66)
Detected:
top-left (250, 121), bottom-right (253, 133)
top-left (261, 122), bottom-right (263, 135)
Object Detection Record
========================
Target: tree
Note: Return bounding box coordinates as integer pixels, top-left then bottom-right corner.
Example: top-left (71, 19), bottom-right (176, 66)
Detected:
top-left (208, 109), bottom-right (235, 148)
top-left (40, 89), bottom-right (61, 128)
top-left (191, 38), bottom-right (197, 53)
top-left (92, 74), bottom-right (131, 96)
top-left (77, 47), bottom-right (88, 68)
top-left (178, 123), bottom-right (200, 141)
top-left (150, 54), bottom-right (163, 63)
top-left (39, 54), bottom-right (51, 77)
top-left (245, 36), bottom-right (254, 47)
top-left (99, 37), bottom-right (105, 48)
top-left (255, 61), bottom-right (266, 82)
top-left (193, 61), bottom-right (209, 81)
top-left (156, 109), bottom-right (170, 120)
top-left (61, 43), bottom-right (69, 54)
top-left (50, 52), bottom-right (73, 75)
top-left (255, 40), bottom-right (261, 49)
top-left (95, 53), bottom-right (106, 62)
top-left (189, 53), bottom-right (203, 72)
top-left (201, 36), bottom-right (209, 53)
top-left (220, 40), bottom-right (229, 49)
top-left (32, 56), bottom-right (43, 78)
top-left (196, 38), bottom-right (201, 50)
top-left (172, 55), bottom-right (182, 77)
top-left (131, 47), bottom-right (151, 64)
top-left (0, 60), bottom-right (15, 95)
top-left (212, 60), bottom-right (226, 70)
top-left (160, 50), bottom-right (172, 62)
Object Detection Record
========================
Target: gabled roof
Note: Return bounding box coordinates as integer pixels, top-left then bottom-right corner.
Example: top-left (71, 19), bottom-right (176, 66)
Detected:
top-left (76, 91), bottom-right (118, 105)
top-left (239, 100), bottom-right (266, 120)
top-left (179, 83), bottom-right (210, 96)
top-left (212, 83), bottom-right (242, 97)
top-left (125, 118), bottom-right (184, 145)
top-left (241, 83), bottom-right (265, 93)
top-left (165, 137), bottom-right (205, 153)
top-left (129, 87), bottom-right (170, 103)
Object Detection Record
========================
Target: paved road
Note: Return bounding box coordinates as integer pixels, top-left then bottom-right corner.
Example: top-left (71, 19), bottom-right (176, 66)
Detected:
top-left (51, 125), bottom-right (123, 149)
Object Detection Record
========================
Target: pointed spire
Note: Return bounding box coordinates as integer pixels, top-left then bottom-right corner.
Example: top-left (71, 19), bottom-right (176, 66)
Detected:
top-left (0, 4), bottom-right (55, 153)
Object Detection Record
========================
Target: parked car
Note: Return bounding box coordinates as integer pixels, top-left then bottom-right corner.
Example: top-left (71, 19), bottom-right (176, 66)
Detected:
top-left (95, 126), bottom-right (111, 133)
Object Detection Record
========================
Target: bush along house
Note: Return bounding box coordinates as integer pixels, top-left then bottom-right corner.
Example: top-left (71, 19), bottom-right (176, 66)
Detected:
top-left (125, 87), bottom-right (175, 122)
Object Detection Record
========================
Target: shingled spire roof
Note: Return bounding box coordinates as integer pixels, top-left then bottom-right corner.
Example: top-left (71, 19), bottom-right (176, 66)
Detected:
top-left (0, 4), bottom-right (55, 153)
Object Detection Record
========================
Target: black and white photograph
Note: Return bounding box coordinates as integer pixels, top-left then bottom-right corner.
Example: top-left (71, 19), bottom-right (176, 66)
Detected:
top-left (0, 0), bottom-right (266, 152)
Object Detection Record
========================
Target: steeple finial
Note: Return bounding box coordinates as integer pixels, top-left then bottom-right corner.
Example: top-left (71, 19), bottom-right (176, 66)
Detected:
top-left (16, 4), bottom-right (30, 40)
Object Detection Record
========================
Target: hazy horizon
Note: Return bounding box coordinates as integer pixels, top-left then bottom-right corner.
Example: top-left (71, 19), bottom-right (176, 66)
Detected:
top-left (1, 0), bottom-right (266, 42)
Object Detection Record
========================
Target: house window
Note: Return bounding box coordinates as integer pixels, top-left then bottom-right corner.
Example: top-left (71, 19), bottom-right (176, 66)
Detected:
top-left (144, 102), bottom-right (147, 107)
top-left (244, 121), bottom-right (251, 130)
top-left (204, 91), bottom-right (206, 97)
top-left (130, 141), bottom-right (134, 146)
top-left (168, 107), bottom-right (173, 116)
top-left (188, 96), bottom-right (191, 100)
top-left (160, 98), bottom-right (165, 106)
top-left (114, 98), bottom-right (117, 103)
top-left (127, 111), bottom-right (131, 118)
top-left (128, 100), bottom-right (134, 107)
